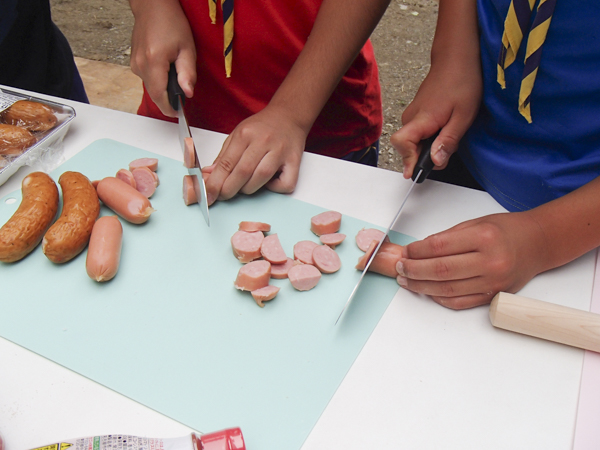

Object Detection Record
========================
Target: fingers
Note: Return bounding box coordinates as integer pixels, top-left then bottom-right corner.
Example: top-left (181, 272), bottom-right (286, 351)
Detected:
top-left (175, 48), bottom-right (197, 99)
top-left (403, 224), bottom-right (481, 260)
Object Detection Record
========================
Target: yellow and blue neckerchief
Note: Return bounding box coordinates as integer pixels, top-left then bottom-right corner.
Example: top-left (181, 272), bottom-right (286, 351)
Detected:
top-left (208, 0), bottom-right (234, 78)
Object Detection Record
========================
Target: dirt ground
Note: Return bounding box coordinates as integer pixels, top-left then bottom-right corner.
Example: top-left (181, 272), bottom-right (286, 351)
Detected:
top-left (49, 0), bottom-right (437, 173)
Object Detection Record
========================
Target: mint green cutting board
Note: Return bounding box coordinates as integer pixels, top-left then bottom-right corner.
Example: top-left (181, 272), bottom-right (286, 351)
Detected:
top-left (0, 139), bottom-right (413, 449)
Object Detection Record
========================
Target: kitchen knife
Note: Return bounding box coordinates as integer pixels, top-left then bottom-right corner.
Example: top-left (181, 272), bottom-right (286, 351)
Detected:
top-left (335, 133), bottom-right (438, 325)
top-left (167, 63), bottom-right (210, 227)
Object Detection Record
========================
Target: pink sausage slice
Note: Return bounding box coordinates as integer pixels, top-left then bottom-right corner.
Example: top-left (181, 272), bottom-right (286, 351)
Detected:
top-left (183, 137), bottom-right (195, 169)
top-left (129, 157), bottom-right (158, 172)
top-left (319, 233), bottom-right (346, 248)
top-left (231, 230), bottom-right (264, 263)
top-left (132, 167), bottom-right (157, 198)
top-left (261, 233), bottom-right (287, 264)
top-left (310, 211), bottom-right (342, 236)
top-left (234, 260), bottom-right (271, 291)
top-left (270, 257), bottom-right (297, 279)
top-left (355, 240), bottom-right (405, 278)
top-left (312, 244), bottom-right (341, 274)
top-left (96, 177), bottom-right (154, 224)
top-left (183, 175), bottom-right (198, 206)
top-left (251, 285), bottom-right (280, 307)
top-left (238, 221), bottom-right (271, 233)
top-left (288, 264), bottom-right (321, 291)
top-left (116, 169), bottom-right (136, 189)
top-left (151, 170), bottom-right (160, 187)
top-left (86, 215), bottom-right (123, 282)
top-left (293, 240), bottom-right (319, 264)
top-left (356, 228), bottom-right (390, 252)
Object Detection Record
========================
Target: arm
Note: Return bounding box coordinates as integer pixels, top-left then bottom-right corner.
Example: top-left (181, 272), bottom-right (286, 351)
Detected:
top-left (390, 0), bottom-right (482, 179)
top-left (203, 0), bottom-right (391, 205)
top-left (397, 176), bottom-right (600, 309)
top-left (129, 0), bottom-right (196, 117)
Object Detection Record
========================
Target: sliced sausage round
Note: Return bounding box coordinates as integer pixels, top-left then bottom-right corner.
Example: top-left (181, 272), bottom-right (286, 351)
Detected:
top-left (356, 228), bottom-right (390, 252)
top-left (234, 260), bottom-right (271, 291)
top-left (132, 167), bottom-right (157, 198)
top-left (312, 244), bottom-right (341, 274)
top-left (251, 285), bottom-right (280, 307)
top-left (238, 221), bottom-right (271, 233)
top-left (288, 264), bottom-right (321, 291)
top-left (319, 233), bottom-right (346, 248)
top-left (183, 137), bottom-right (195, 169)
top-left (310, 211), bottom-right (342, 236)
top-left (260, 233), bottom-right (287, 264)
top-left (129, 157), bottom-right (158, 172)
top-left (293, 240), bottom-right (319, 264)
top-left (231, 230), bottom-right (264, 263)
top-left (116, 169), bottom-right (136, 189)
top-left (270, 257), bottom-right (296, 279)
top-left (183, 175), bottom-right (198, 206)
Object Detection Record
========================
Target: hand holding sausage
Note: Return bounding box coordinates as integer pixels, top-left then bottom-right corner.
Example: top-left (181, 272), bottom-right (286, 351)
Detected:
top-left (395, 212), bottom-right (550, 310)
top-left (203, 104), bottom-right (307, 205)
top-left (129, 0), bottom-right (196, 117)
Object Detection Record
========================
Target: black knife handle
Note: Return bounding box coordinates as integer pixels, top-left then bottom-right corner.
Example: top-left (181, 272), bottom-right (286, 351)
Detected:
top-left (411, 131), bottom-right (440, 184)
top-left (167, 62), bottom-right (185, 111)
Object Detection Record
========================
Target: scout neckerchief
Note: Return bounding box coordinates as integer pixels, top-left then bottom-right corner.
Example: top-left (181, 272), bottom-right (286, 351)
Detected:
top-left (497, 0), bottom-right (557, 123)
top-left (208, 0), bottom-right (234, 78)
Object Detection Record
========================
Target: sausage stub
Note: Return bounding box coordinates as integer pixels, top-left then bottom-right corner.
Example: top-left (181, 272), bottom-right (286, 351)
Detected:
top-left (42, 171), bottom-right (101, 263)
top-left (0, 172), bottom-right (59, 262)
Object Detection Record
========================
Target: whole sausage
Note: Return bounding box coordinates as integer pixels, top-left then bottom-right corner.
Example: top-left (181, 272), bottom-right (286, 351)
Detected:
top-left (86, 215), bottom-right (123, 282)
top-left (42, 171), bottom-right (100, 263)
top-left (96, 177), bottom-right (155, 224)
top-left (0, 123), bottom-right (36, 156)
top-left (0, 100), bottom-right (57, 131)
top-left (0, 172), bottom-right (59, 262)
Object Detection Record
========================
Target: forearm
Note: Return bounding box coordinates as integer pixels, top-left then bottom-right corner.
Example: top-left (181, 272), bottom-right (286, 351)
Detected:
top-left (129, 0), bottom-right (181, 17)
top-left (430, 0), bottom-right (480, 72)
top-left (530, 176), bottom-right (600, 272)
top-left (268, 0), bottom-right (391, 132)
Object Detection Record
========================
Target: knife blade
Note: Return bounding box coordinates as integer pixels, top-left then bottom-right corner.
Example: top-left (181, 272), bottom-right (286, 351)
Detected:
top-left (335, 133), bottom-right (438, 325)
top-left (167, 63), bottom-right (210, 227)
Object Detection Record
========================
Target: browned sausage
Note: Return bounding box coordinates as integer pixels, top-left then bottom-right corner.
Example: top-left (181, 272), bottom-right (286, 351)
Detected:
top-left (0, 100), bottom-right (57, 131)
top-left (0, 172), bottom-right (59, 262)
top-left (86, 215), bottom-right (123, 282)
top-left (96, 177), bottom-right (155, 224)
top-left (42, 171), bottom-right (100, 263)
top-left (0, 124), bottom-right (36, 156)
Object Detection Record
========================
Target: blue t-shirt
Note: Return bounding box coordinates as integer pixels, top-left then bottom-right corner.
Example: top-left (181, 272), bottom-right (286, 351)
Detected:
top-left (459, 0), bottom-right (600, 212)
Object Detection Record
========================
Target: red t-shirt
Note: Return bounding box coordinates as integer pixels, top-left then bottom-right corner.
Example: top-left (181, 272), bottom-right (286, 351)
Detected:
top-left (137, 0), bottom-right (383, 159)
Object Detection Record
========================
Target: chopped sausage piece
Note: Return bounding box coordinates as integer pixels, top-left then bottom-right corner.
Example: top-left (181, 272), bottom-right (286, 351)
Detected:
top-left (270, 257), bottom-right (296, 279)
top-left (129, 157), bottom-right (159, 172)
top-left (293, 240), bottom-right (319, 264)
top-left (355, 228), bottom-right (390, 252)
top-left (310, 210), bottom-right (342, 236)
top-left (251, 285), bottom-right (280, 307)
top-left (260, 233), bottom-right (287, 264)
top-left (96, 177), bottom-right (154, 224)
top-left (288, 264), bottom-right (321, 291)
top-left (319, 233), bottom-right (346, 248)
top-left (151, 170), bottom-right (160, 187)
top-left (238, 221), bottom-right (271, 233)
top-left (183, 175), bottom-right (198, 206)
top-left (132, 167), bottom-right (157, 198)
top-left (234, 260), bottom-right (271, 291)
top-left (355, 240), bottom-right (405, 278)
top-left (86, 215), bottom-right (123, 282)
top-left (231, 230), bottom-right (264, 263)
top-left (312, 244), bottom-right (341, 274)
top-left (183, 137), bottom-right (196, 169)
top-left (116, 169), bottom-right (136, 189)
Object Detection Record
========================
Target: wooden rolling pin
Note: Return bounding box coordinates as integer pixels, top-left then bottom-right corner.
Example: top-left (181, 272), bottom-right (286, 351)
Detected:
top-left (489, 292), bottom-right (600, 353)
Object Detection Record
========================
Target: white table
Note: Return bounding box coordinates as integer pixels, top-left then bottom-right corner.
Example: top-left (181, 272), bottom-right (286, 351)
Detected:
top-left (0, 88), bottom-right (595, 449)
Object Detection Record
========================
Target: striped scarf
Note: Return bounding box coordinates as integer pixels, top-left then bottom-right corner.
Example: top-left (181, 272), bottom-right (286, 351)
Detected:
top-left (209, 0), bottom-right (234, 78)
top-left (497, 0), bottom-right (557, 123)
